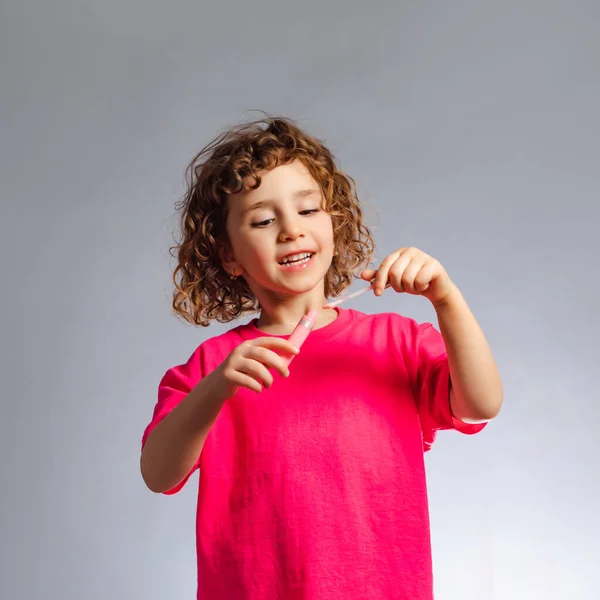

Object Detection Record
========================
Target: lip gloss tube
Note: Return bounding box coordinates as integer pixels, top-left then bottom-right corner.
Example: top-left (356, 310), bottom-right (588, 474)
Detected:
top-left (284, 309), bottom-right (318, 365)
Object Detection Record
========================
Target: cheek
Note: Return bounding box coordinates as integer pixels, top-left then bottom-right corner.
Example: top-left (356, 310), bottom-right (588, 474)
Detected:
top-left (235, 233), bottom-right (272, 268)
top-left (227, 232), bottom-right (256, 268)
top-left (249, 240), bottom-right (272, 263)
top-left (318, 217), bottom-right (335, 247)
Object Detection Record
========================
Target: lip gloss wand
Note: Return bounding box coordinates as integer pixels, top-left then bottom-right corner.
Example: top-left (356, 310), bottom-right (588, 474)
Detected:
top-left (323, 281), bottom-right (390, 309)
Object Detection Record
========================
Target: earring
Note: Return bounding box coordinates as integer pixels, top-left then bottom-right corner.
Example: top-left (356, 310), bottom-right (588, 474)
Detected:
top-left (229, 271), bottom-right (238, 280)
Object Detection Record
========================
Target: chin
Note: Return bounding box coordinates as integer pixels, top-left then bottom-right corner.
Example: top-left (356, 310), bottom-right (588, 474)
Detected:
top-left (273, 277), bottom-right (325, 296)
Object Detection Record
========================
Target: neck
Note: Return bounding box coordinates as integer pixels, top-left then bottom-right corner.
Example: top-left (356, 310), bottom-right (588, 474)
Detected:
top-left (254, 288), bottom-right (337, 335)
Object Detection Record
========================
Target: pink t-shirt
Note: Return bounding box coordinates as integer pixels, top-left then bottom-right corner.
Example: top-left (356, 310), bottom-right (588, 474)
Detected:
top-left (142, 308), bottom-right (486, 599)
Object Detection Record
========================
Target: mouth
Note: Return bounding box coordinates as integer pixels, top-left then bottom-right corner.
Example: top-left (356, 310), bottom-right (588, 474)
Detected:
top-left (278, 252), bottom-right (314, 267)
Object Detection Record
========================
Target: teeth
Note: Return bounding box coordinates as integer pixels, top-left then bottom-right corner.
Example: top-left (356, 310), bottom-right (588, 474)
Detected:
top-left (280, 252), bottom-right (312, 265)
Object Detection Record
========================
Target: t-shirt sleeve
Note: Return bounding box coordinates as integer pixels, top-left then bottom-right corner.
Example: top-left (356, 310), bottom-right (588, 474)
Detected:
top-left (141, 347), bottom-right (204, 495)
top-left (412, 321), bottom-right (486, 451)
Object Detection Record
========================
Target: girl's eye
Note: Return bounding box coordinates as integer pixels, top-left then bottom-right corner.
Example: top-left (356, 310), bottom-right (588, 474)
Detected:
top-left (251, 209), bottom-right (319, 228)
top-left (251, 219), bottom-right (274, 228)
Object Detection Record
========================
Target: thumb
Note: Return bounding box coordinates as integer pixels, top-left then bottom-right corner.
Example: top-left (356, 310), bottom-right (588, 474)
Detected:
top-left (360, 268), bottom-right (377, 282)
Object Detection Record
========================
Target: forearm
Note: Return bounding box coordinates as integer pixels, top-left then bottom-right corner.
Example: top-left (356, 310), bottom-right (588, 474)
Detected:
top-left (140, 371), bottom-right (227, 493)
top-left (433, 285), bottom-right (503, 423)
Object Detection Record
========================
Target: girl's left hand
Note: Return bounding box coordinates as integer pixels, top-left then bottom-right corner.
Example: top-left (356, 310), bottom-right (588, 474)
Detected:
top-left (360, 247), bottom-right (456, 306)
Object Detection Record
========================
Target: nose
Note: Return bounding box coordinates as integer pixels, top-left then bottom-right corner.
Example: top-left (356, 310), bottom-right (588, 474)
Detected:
top-left (277, 214), bottom-right (305, 242)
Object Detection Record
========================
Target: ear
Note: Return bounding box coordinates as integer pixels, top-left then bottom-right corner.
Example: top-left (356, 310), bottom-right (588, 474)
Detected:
top-left (218, 241), bottom-right (242, 278)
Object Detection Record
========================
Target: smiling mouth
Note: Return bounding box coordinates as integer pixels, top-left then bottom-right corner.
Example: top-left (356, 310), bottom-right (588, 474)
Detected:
top-left (278, 252), bottom-right (314, 266)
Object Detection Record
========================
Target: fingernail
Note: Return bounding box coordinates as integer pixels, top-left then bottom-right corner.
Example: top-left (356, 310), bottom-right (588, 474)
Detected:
top-left (285, 370), bottom-right (290, 378)
top-left (291, 346), bottom-right (299, 354)
top-left (375, 288), bottom-right (382, 296)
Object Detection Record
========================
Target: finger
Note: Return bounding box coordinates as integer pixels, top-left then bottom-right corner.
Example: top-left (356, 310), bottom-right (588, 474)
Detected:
top-left (251, 337), bottom-right (300, 355)
top-left (236, 358), bottom-right (275, 389)
top-left (387, 253), bottom-right (412, 293)
top-left (414, 262), bottom-right (437, 293)
top-left (227, 370), bottom-right (263, 394)
top-left (360, 268), bottom-right (377, 282)
top-left (373, 252), bottom-right (401, 295)
top-left (401, 260), bottom-right (425, 294)
top-left (246, 346), bottom-right (291, 378)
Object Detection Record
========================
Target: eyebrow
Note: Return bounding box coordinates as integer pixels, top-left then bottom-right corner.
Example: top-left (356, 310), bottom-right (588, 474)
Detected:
top-left (241, 189), bottom-right (321, 217)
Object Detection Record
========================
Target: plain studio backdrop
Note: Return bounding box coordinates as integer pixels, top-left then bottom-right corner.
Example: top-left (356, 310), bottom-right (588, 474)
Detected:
top-left (1, 1), bottom-right (599, 599)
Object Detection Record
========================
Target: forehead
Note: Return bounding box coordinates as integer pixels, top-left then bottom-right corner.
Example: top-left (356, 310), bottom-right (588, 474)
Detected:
top-left (230, 160), bottom-right (322, 208)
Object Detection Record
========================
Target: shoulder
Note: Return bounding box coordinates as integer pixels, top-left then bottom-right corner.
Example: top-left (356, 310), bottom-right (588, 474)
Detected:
top-left (344, 308), bottom-right (425, 339)
top-left (341, 308), bottom-right (441, 355)
top-left (196, 321), bottom-right (250, 355)
top-left (161, 321), bottom-right (252, 382)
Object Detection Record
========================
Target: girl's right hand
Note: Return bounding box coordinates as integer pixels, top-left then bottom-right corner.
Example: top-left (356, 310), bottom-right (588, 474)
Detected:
top-left (211, 337), bottom-right (299, 398)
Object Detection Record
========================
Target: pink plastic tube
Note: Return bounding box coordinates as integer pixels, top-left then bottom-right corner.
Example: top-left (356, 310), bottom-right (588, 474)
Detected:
top-left (284, 309), bottom-right (318, 365)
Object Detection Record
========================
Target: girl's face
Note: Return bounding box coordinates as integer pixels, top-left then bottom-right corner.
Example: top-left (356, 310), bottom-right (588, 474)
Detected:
top-left (224, 160), bottom-right (335, 302)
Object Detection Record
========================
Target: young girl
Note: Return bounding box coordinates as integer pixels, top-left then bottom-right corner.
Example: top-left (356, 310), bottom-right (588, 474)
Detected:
top-left (140, 117), bottom-right (503, 599)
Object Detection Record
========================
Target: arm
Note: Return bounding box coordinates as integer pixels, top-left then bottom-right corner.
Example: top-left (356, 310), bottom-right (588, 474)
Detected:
top-left (362, 246), bottom-right (503, 425)
top-left (140, 336), bottom-right (298, 494)
top-left (140, 371), bottom-right (227, 493)
top-left (433, 285), bottom-right (503, 423)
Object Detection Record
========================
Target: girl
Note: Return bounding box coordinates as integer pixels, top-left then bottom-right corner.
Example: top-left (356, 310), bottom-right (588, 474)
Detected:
top-left (140, 117), bottom-right (503, 600)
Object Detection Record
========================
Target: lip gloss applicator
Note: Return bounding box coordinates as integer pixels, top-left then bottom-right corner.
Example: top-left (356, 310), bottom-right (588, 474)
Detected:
top-left (323, 281), bottom-right (391, 309)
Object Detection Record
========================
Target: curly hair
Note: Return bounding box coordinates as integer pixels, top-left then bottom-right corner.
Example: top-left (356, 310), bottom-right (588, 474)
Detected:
top-left (170, 115), bottom-right (376, 326)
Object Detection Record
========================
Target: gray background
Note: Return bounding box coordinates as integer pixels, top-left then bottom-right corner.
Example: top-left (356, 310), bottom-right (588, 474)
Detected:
top-left (1, 1), bottom-right (599, 599)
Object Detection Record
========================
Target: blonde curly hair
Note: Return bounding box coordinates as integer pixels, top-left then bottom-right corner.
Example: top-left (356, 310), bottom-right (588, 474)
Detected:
top-left (170, 116), bottom-right (375, 326)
